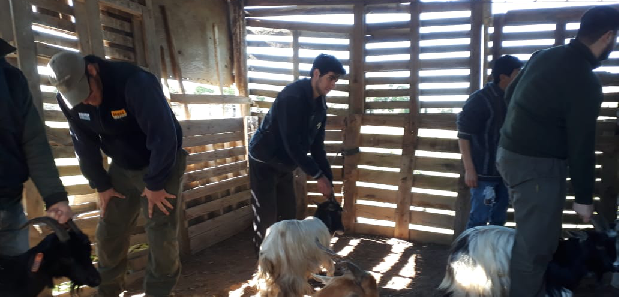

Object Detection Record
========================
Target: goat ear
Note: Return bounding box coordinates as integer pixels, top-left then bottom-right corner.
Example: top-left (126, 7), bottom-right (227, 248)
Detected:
top-left (345, 261), bottom-right (367, 282)
top-left (590, 214), bottom-right (610, 233)
top-left (567, 230), bottom-right (588, 242)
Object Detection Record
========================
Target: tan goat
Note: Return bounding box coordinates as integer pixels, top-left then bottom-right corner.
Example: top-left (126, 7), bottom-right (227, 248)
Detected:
top-left (312, 240), bottom-right (379, 297)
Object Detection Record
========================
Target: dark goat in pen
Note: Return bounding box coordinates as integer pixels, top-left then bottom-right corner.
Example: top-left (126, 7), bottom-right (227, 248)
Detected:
top-left (439, 215), bottom-right (618, 297)
top-left (0, 217), bottom-right (100, 297)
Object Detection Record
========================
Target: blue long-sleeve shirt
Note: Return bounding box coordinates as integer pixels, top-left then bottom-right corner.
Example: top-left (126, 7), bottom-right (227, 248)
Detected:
top-left (58, 56), bottom-right (182, 192)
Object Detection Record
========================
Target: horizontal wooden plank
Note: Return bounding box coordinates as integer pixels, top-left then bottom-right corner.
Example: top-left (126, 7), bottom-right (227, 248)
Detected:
top-left (409, 228), bottom-right (452, 245)
top-left (365, 75), bottom-right (470, 85)
top-left (358, 169), bottom-right (399, 186)
top-left (354, 222), bottom-right (394, 238)
top-left (362, 114), bottom-right (405, 127)
top-left (366, 88), bottom-right (410, 98)
top-left (104, 46), bottom-right (135, 61)
top-left (185, 161), bottom-right (248, 182)
top-left (246, 0), bottom-right (405, 5)
top-left (356, 204), bottom-right (395, 222)
top-left (170, 94), bottom-right (251, 105)
top-left (66, 184), bottom-right (94, 196)
top-left (326, 116), bottom-right (346, 130)
top-left (415, 156), bottom-right (461, 174)
top-left (307, 183), bottom-right (344, 195)
top-left (36, 42), bottom-right (63, 58)
top-left (185, 190), bottom-right (251, 221)
top-left (410, 208), bottom-right (454, 230)
top-left (420, 1), bottom-right (471, 13)
top-left (248, 40), bottom-right (350, 51)
top-left (603, 93), bottom-right (618, 102)
top-left (34, 31), bottom-right (78, 50)
top-left (413, 174), bottom-right (459, 191)
top-left (33, 12), bottom-right (76, 32)
top-left (246, 18), bottom-right (352, 34)
top-left (249, 53), bottom-right (350, 66)
top-left (183, 175), bottom-right (250, 202)
top-left (189, 206), bottom-right (252, 254)
top-left (100, 13), bottom-right (132, 32)
top-left (183, 131), bottom-right (244, 148)
top-left (100, 0), bottom-right (144, 15)
top-left (366, 44), bottom-right (470, 56)
top-left (412, 193), bottom-right (457, 210)
top-left (502, 6), bottom-right (595, 24)
top-left (364, 101), bottom-right (409, 110)
top-left (43, 109), bottom-right (67, 122)
top-left (181, 118), bottom-right (244, 137)
top-left (501, 45), bottom-right (550, 55)
top-left (596, 73), bottom-right (618, 86)
top-left (250, 89), bottom-right (279, 99)
top-left (366, 21), bottom-right (409, 35)
top-left (46, 126), bottom-right (72, 146)
top-left (360, 133), bottom-right (402, 149)
top-left (420, 101), bottom-right (465, 109)
top-left (102, 30), bottom-right (134, 48)
top-left (57, 165), bottom-right (82, 177)
top-left (417, 137), bottom-right (459, 153)
top-left (495, 31), bottom-right (556, 42)
top-left (359, 152), bottom-right (400, 168)
top-left (30, 0), bottom-right (74, 16)
top-left (419, 113), bottom-right (457, 130)
top-left (245, 5), bottom-right (352, 17)
top-left (421, 17), bottom-right (470, 28)
top-left (52, 145), bottom-right (75, 159)
top-left (186, 146), bottom-right (246, 165)
top-left (248, 65), bottom-right (293, 76)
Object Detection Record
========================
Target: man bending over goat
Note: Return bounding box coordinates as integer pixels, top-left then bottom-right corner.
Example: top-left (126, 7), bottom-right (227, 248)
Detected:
top-left (0, 38), bottom-right (73, 256)
top-left (248, 54), bottom-right (346, 254)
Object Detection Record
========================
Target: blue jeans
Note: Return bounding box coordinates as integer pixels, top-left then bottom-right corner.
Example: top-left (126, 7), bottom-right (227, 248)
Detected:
top-left (465, 180), bottom-right (509, 229)
top-left (0, 203), bottom-right (29, 256)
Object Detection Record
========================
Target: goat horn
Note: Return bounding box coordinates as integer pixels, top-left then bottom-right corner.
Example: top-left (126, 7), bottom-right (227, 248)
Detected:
top-left (590, 214), bottom-right (609, 233)
top-left (23, 217), bottom-right (70, 242)
top-left (66, 220), bottom-right (82, 234)
top-left (345, 261), bottom-right (367, 282)
top-left (314, 237), bottom-right (343, 262)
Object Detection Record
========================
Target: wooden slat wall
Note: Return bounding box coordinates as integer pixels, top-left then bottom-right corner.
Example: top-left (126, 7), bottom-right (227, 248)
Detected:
top-left (245, 1), bottom-right (619, 245)
top-left (490, 5), bottom-right (619, 229)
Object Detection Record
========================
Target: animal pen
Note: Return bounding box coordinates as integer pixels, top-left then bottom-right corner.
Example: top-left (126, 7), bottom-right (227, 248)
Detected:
top-left (0, 0), bottom-right (617, 296)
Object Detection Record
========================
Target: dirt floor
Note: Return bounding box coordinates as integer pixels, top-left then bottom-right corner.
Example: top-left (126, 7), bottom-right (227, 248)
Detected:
top-left (122, 228), bottom-right (619, 297)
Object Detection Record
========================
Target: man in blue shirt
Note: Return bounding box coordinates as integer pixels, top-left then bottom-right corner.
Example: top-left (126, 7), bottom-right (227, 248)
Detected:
top-left (457, 55), bottom-right (523, 229)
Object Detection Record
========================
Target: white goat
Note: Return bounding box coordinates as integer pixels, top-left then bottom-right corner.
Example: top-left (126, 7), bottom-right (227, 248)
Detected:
top-left (256, 200), bottom-right (344, 297)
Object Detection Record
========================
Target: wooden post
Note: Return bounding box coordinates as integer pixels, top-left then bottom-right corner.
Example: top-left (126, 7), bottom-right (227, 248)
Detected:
top-left (394, 1), bottom-right (420, 240)
top-left (492, 15), bottom-right (503, 64)
top-left (290, 29), bottom-right (308, 218)
top-left (341, 2), bottom-right (365, 233)
top-left (0, 0), bottom-right (14, 41)
top-left (132, 16), bottom-right (147, 66)
top-left (143, 0), bottom-right (161, 79)
top-left (159, 4), bottom-right (189, 118)
top-left (9, 0), bottom-right (42, 116)
top-left (554, 21), bottom-right (566, 46)
top-left (229, 0), bottom-right (250, 117)
top-left (453, 0), bottom-right (485, 239)
top-left (74, 0), bottom-right (105, 57)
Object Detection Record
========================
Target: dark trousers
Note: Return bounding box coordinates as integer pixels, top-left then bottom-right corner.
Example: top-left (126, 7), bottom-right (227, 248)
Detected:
top-left (496, 147), bottom-right (567, 297)
top-left (249, 157), bottom-right (296, 254)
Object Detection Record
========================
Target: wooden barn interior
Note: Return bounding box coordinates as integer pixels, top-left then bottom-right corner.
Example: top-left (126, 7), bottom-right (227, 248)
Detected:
top-left (1, 0), bottom-right (618, 296)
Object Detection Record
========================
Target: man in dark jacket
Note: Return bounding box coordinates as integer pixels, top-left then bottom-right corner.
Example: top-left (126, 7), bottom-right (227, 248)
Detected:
top-left (48, 51), bottom-right (186, 297)
top-left (457, 55), bottom-right (523, 229)
top-left (0, 38), bottom-right (73, 256)
top-left (495, 6), bottom-right (619, 297)
top-left (248, 54), bottom-right (346, 251)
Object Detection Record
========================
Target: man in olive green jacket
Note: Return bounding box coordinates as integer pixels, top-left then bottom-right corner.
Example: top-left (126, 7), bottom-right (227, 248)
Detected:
top-left (0, 38), bottom-right (73, 256)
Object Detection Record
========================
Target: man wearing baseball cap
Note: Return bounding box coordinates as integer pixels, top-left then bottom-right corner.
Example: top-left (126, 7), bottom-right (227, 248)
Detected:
top-left (48, 51), bottom-right (186, 297)
top-left (495, 6), bottom-right (619, 296)
top-left (0, 39), bottom-right (73, 255)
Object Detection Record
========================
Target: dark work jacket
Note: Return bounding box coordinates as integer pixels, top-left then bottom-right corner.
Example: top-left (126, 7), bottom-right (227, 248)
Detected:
top-left (58, 56), bottom-right (182, 192)
top-left (248, 78), bottom-right (333, 182)
top-left (0, 55), bottom-right (67, 209)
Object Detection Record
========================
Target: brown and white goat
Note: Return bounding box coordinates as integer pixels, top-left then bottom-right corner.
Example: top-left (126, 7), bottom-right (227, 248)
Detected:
top-left (312, 239), bottom-right (379, 297)
top-left (256, 200), bottom-right (344, 297)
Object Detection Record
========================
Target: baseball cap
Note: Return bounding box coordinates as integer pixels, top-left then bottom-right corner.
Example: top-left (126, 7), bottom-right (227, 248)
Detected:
top-left (47, 51), bottom-right (90, 109)
top-left (0, 38), bottom-right (16, 57)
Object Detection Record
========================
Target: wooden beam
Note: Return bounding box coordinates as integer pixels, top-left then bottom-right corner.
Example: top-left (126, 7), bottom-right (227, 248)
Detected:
top-left (0, 0), bottom-right (13, 41)
top-left (229, 0), bottom-right (250, 117)
top-left (100, 0), bottom-right (144, 15)
top-left (170, 94), bottom-right (252, 105)
top-left (180, 118), bottom-right (244, 137)
top-left (131, 16), bottom-right (146, 66)
top-left (246, 19), bottom-right (352, 34)
top-left (143, 0), bottom-right (161, 79)
top-left (246, 0), bottom-right (405, 5)
top-left (394, 1), bottom-right (420, 241)
top-left (10, 0), bottom-right (42, 115)
top-left (75, 0), bottom-right (105, 57)
top-left (555, 21), bottom-right (566, 46)
top-left (341, 2), bottom-right (365, 233)
top-left (598, 152), bottom-right (618, 225)
top-left (29, 0), bottom-right (74, 16)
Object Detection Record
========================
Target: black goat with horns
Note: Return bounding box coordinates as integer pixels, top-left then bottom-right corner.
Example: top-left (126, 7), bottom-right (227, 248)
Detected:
top-left (0, 217), bottom-right (101, 297)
